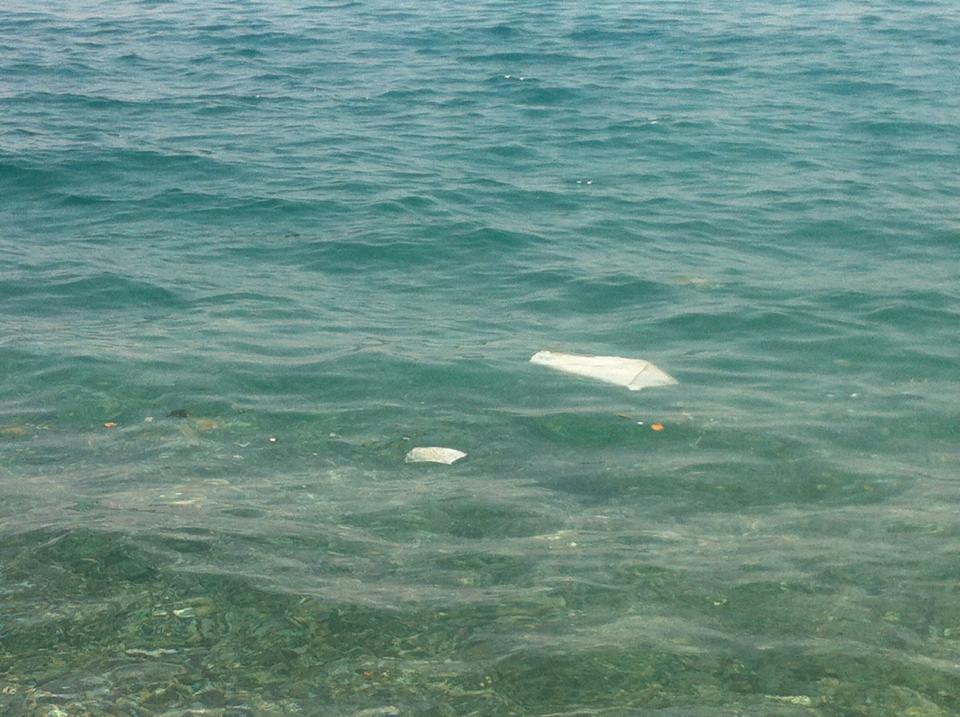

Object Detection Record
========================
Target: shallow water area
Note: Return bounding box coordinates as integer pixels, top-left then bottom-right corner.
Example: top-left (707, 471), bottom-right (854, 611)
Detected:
top-left (2, 0), bottom-right (960, 715)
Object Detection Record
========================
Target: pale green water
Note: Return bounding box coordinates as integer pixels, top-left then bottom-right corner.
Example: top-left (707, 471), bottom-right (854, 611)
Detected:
top-left (1, 1), bottom-right (959, 715)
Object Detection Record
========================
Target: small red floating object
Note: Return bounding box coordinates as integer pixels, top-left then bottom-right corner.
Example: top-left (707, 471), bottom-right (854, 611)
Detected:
top-left (103, 422), bottom-right (119, 429)
top-left (650, 423), bottom-right (665, 432)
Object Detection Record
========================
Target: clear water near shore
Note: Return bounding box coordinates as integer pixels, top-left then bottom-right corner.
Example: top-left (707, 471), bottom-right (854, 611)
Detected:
top-left (1, 1), bottom-right (959, 715)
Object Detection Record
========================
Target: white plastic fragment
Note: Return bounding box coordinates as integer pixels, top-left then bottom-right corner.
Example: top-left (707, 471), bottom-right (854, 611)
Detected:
top-left (404, 446), bottom-right (467, 465)
top-left (125, 648), bottom-right (179, 658)
top-left (530, 350), bottom-right (677, 391)
top-left (768, 695), bottom-right (814, 706)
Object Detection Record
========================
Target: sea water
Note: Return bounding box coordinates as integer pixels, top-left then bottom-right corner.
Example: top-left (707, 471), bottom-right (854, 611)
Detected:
top-left (1, 1), bottom-right (959, 714)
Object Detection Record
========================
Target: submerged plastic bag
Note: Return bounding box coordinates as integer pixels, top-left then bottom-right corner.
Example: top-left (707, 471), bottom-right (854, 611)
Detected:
top-left (530, 350), bottom-right (677, 391)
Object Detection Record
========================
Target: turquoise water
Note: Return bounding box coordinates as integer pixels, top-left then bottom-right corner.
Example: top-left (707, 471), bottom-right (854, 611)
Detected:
top-left (2, 0), bottom-right (959, 714)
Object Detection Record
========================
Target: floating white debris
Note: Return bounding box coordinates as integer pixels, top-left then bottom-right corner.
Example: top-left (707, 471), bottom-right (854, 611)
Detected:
top-left (125, 648), bottom-right (179, 658)
top-left (404, 446), bottom-right (467, 464)
top-left (530, 350), bottom-right (677, 391)
top-left (768, 695), bottom-right (814, 707)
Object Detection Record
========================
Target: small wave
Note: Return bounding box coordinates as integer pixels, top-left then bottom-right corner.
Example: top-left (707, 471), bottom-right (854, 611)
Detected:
top-left (566, 27), bottom-right (666, 42)
top-left (463, 51), bottom-right (581, 64)
top-left (0, 272), bottom-right (186, 313)
top-left (0, 157), bottom-right (58, 192)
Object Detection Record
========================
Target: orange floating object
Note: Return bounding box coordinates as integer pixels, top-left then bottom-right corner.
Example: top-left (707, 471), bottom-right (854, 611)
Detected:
top-left (103, 422), bottom-right (119, 429)
top-left (650, 423), bottom-right (665, 432)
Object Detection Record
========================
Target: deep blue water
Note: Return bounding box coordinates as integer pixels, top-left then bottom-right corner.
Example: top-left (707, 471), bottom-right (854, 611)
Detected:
top-left (1, 1), bottom-right (959, 715)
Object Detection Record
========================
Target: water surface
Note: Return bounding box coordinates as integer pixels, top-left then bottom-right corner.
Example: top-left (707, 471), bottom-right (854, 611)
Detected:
top-left (1, 1), bottom-right (959, 715)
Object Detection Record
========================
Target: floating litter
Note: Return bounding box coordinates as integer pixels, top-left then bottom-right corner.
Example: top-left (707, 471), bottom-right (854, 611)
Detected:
top-left (650, 423), bottom-right (665, 432)
top-left (404, 447), bottom-right (467, 465)
top-left (530, 350), bottom-right (677, 391)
